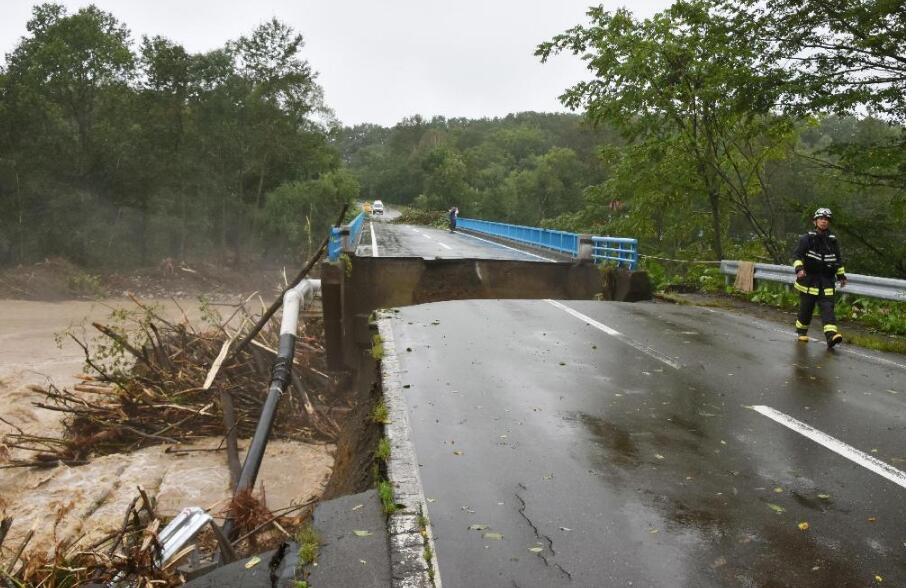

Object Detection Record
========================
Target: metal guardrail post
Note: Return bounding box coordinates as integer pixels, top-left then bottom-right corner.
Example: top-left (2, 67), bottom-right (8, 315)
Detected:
top-left (328, 227), bottom-right (342, 262)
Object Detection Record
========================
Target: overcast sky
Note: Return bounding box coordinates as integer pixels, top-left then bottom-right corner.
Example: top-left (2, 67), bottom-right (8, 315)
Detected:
top-left (2, 1), bottom-right (673, 127)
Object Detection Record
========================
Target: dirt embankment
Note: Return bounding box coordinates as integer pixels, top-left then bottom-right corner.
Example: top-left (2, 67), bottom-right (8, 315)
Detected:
top-left (0, 295), bottom-right (335, 556)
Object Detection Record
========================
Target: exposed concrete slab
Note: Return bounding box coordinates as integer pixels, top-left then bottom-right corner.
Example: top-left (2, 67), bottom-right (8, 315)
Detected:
top-left (182, 543), bottom-right (298, 588)
top-left (304, 489), bottom-right (392, 587)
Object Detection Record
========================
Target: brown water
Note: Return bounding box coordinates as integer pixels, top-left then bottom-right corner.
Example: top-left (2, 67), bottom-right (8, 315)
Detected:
top-left (0, 298), bottom-right (335, 553)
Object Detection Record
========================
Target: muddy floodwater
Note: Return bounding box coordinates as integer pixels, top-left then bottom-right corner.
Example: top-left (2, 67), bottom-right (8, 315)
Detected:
top-left (0, 298), bottom-right (335, 552)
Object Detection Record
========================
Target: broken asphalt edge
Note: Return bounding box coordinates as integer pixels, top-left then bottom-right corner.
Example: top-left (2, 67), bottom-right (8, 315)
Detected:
top-left (377, 313), bottom-right (442, 588)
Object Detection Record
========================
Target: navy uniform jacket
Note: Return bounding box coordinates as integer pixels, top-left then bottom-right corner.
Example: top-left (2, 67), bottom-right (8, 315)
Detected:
top-left (792, 230), bottom-right (846, 296)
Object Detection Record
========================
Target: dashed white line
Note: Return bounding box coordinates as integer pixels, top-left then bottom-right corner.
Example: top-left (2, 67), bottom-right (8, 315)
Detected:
top-left (438, 242), bottom-right (452, 250)
top-left (422, 233), bottom-right (433, 240)
top-left (456, 232), bottom-right (556, 261)
top-left (752, 405), bottom-right (906, 490)
top-left (370, 221), bottom-right (379, 257)
top-left (545, 299), bottom-right (681, 369)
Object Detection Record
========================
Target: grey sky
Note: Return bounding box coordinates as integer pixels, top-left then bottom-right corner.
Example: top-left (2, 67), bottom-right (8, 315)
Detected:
top-left (2, 1), bottom-right (673, 126)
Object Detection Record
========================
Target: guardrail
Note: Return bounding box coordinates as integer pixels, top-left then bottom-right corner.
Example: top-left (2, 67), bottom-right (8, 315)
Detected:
top-left (720, 260), bottom-right (906, 302)
top-left (458, 217), bottom-right (638, 269)
top-left (458, 218), bottom-right (578, 256)
top-left (328, 210), bottom-right (367, 262)
top-left (592, 236), bottom-right (638, 269)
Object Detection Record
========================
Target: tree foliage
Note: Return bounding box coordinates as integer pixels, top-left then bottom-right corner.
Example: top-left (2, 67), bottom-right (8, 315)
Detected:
top-left (0, 4), bottom-right (341, 268)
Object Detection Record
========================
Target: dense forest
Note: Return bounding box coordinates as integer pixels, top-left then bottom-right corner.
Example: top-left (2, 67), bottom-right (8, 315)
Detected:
top-left (1, 1), bottom-right (903, 278)
top-left (0, 4), bottom-right (357, 268)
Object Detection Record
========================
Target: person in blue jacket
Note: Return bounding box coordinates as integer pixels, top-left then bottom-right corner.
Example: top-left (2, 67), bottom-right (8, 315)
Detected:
top-left (793, 207), bottom-right (847, 348)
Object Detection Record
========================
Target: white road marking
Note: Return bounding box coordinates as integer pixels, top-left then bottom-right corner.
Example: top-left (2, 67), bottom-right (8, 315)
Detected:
top-left (422, 233), bottom-right (433, 240)
top-left (456, 232), bottom-right (556, 261)
top-left (370, 221), bottom-right (379, 257)
top-left (545, 300), bottom-right (681, 369)
top-left (439, 242), bottom-right (452, 250)
top-left (752, 405), bottom-right (906, 490)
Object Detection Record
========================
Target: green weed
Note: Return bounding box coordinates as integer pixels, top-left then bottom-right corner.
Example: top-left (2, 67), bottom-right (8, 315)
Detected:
top-left (377, 479), bottom-right (397, 515)
top-left (371, 333), bottom-right (384, 360)
top-left (296, 524), bottom-right (320, 566)
top-left (376, 436), bottom-right (391, 461)
top-left (371, 399), bottom-right (389, 424)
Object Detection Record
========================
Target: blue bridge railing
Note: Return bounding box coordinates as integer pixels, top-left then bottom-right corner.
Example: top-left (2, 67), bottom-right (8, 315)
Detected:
top-left (458, 217), bottom-right (638, 269)
top-left (591, 236), bottom-right (638, 269)
top-left (328, 210), bottom-right (366, 262)
top-left (458, 218), bottom-right (578, 256)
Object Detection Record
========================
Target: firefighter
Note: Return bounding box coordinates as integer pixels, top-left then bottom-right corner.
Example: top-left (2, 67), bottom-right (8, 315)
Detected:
top-left (793, 207), bottom-right (847, 348)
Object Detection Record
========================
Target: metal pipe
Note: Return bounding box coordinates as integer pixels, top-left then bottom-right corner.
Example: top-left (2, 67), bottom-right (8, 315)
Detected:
top-left (221, 279), bottom-right (321, 542)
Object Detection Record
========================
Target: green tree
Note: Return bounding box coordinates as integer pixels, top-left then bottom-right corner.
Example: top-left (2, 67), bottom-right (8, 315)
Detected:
top-left (538, 0), bottom-right (794, 261)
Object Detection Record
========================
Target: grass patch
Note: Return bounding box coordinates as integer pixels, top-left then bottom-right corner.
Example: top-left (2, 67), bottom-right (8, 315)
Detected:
top-left (371, 333), bottom-right (384, 360)
top-left (377, 479), bottom-right (397, 515)
top-left (376, 436), bottom-right (391, 461)
top-left (845, 333), bottom-right (906, 355)
top-left (296, 523), bottom-right (320, 566)
top-left (371, 399), bottom-right (389, 424)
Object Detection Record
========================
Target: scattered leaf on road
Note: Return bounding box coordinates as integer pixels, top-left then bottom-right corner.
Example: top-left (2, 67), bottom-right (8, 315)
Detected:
top-left (468, 524), bottom-right (489, 531)
top-left (868, 516), bottom-right (877, 523)
top-left (817, 494), bottom-right (831, 500)
top-left (351, 504), bottom-right (363, 511)
top-left (798, 522), bottom-right (810, 531)
top-left (654, 454), bottom-right (665, 460)
top-left (244, 556), bottom-right (261, 569)
top-left (453, 450), bottom-right (464, 456)
top-left (767, 503), bottom-right (785, 514)
top-left (353, 530), bottom-right (373, 537)
top-left (774, 487), bottom-right (784, 494)
top-left (483, 532), bottom-right (504, 540)
top-left (360, 560), bottom-right (367, 565)
top-left (528, 547), bottom-right (544, 553)
top-left (560, 527), bottom-right (572, 532)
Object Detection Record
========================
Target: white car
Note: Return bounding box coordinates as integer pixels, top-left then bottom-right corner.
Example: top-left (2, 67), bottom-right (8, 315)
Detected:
top-left (372, 200), bottom-right (384, 215)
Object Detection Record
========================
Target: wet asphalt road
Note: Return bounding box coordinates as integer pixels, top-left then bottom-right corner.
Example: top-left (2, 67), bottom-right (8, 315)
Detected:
top-left (355, 215), bottom-right (551, 261)
top-left (387, 299), bottom-right (906, 587)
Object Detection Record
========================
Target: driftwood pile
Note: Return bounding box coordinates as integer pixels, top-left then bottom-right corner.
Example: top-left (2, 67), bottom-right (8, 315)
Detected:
top-left (2, 295), bottom-right (340, 470)
top-left (0, 488), bottom-right (186, 587)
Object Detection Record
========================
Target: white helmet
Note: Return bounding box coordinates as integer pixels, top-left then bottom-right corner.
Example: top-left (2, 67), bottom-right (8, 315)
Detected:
top-left (813, 207), bottom-right (832, 220)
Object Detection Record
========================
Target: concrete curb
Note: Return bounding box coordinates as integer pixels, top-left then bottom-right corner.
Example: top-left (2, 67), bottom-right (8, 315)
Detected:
top-left (377, 314), bottom-right (441, 588)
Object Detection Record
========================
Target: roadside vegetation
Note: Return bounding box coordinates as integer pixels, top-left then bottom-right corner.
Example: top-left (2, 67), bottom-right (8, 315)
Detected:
top-left (644, 261), bottom-right (906, 353)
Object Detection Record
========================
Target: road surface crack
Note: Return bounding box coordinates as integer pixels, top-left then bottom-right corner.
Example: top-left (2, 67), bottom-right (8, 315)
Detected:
top-left (515, 483), bottom-right (572, 581)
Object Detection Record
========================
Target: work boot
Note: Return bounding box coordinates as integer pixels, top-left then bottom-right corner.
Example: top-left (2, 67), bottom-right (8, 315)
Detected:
top-left (797, 330), bottom-right (809, 342)
top-left (826, 332), bottom-right (843, 349)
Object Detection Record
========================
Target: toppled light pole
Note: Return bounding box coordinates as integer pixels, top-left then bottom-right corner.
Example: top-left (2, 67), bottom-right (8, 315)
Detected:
top-left (221, 279), bottom-right (321, 544)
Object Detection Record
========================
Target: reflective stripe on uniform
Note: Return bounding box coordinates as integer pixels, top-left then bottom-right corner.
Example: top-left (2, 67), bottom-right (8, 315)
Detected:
top-left (823, 324), bottom-right (839, 333)
top-left (795, 320), bottom-right (809, 329)
top-left (836, 266), bottom-right (846, 275)
top-left (793, 260), bottom-right (804, 268)
top-left (823, 288), bottom-right (835, 296)
top-left (794, 282), bottom-right (820, 295)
